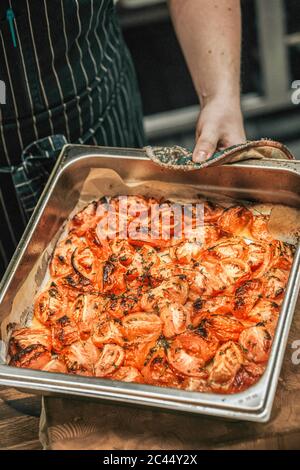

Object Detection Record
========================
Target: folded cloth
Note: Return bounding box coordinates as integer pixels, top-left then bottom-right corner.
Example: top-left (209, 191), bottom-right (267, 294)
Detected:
top-left (144, 139), bottom-right (295, 171)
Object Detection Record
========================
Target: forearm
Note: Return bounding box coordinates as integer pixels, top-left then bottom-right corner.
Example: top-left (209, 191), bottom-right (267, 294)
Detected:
top-left (168, 0), bottom-right (242, 107)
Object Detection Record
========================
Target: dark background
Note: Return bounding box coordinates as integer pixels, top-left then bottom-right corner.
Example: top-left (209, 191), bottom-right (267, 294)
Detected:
top-left (118, 0), bottom-right (300, 158)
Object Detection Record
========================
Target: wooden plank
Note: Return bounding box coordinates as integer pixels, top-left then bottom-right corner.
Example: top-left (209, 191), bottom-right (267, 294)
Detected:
top-left (0, 387), bottom-right (41, 450)
top-left (5, 439), bottom-right (42, 450)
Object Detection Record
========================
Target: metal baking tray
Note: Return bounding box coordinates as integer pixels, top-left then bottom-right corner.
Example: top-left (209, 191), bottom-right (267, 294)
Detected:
top-left (1, 145), bottom-right (300, 423)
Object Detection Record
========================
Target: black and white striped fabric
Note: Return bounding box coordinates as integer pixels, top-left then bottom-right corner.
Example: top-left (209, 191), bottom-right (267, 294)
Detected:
top-left (0, 0), bottom-right (145, 277)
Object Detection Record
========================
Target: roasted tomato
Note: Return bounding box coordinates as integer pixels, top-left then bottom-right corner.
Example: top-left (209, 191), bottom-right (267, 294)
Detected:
top-left (9, 328), bottom-right (52, 370)
top-left (203, 201), bottom-right (224, 223)
top-left (159, 302), bottom-right (190, 338)
top-left (94, 344), bottom-right (125, 377)
top-left (50, 236), bottom-right (80, 278)
top-left (71, 245), bottom-right (101, 284)
top-left (218, 258), bottom-right (251, 288)
top-left (271, 241), bottom-right (294, 271)
top-left (124, 251), bottom-right (144, 283)
top-left (170, 241), bottom-right (203, 264)
top-left (206, 237), bottom-right (248, 261)
top-left (51, 315), bottom-right (79, 353)
top-left (140, 276), bottom-right (189, 311)
top-left (42, 358), bottom-right (68, 374)
top-left (110, 239), bottom-right (135, 266)
top-left (71, 294), bottom-right (103, 338)
top-left (198, 315), bottom-right (244, 343)
top-left (218, 206), bottom-right (253, 236)
top-left (104, 291), bottom-right (141, 319)
top-left (10, 344), bottom-right (51, 370)
top-left (232, 279), bottom-right (263, 318)
top-left (208, 341), bottom-right (244, 392)
top-left (167, 332), bottom-right (219, 377)
top-left (141, 347), bottom-right (182, 388)
top-left (69, 201), bottom-right (98, 235)
top-left (189, 257), bottom-right (250, 298)
top-left (63, 340), bottom-right (100, 376)
top-left (111, 366), bottom-right (143, 383)
top-left (9, 327), bottom-right (51, 355)
top-left (92, 318), bottom-right (124, 347)
top-left (232, 362), bottom-right (266, 392)
top-left (181, 376), bottom-right (210, 392)
top-left (246, 241), bottom-right (272, 277)
top-left (148, 262), bottom-right (181, 287)
top-left (203, 224), bottom-right (220, 247)
top-left (262, 268), bottom-right (289, 301)
top-left (239, 326), bottom-right (272, 363)
top-left (247, 298), bottom-right (279, 324)
top-left (102, 259), bottom-right (127, 295)
top-left (34, 284), bottom-right (67, 326)
top-left (122, 312), bottom-right (162, 344)
top-left (191, 295), bottom-right (233, 318)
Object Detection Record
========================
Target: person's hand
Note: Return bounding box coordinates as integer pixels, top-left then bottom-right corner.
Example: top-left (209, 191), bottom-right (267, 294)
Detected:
top-left (192, 98), bottom-right (246, 163)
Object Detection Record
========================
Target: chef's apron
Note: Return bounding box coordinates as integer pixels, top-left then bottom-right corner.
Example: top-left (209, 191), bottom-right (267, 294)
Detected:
top-left (0, 0), bottom-right (145, 276)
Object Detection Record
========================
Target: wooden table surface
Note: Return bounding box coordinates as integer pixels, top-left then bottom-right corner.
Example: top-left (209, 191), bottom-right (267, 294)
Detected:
top-left (0, 386), bottom-right (42, 450)
top-left (1, 297), bottom-right (300, 450)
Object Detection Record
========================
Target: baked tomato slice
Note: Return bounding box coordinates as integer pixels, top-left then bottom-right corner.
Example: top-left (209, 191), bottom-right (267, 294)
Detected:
top-left (219, 258), bottom-right (251, 287)
top-left (71, 294), bottom-right (104, 338)
top-left (203, 224), bottom-right (220, 247)
top-left (8, 327), bottom-right (51, 355)
top-left (140, 276), bottom-right (189, 311)
top-left (50, 236), bottom-right (81, 278)
top-left (42, 358), bottom-right (68, 374)
top-left (247, 298), bottom-right (279, 324)
top-left (102, 260), bottom-right (127, 295)
top-left (51, 315), bottom-right (79, 353)
top-left (271, 241), bottom-right (294, 271)
top-left (104, 291), bottom-right (141, 319)
top-left (71, 245), bottom-right (100, 283)
top-left (246, 241), bottom-right (272, 278)
top-left (239, 326), bottom-right (272, 363)
top-left (200, 315), bottom-right (244, 342)
top-left (262, 268), bottom-right (289, 301)
top-left (206, 237), bottom-right (248, 261)
top-left (218, 206), bottom-right (253, 236)
top-left (208, 341), bottom-right (244, 392)
top-left (141, 347), bottom-right (182, 388)
top-left (34, 283), bottom-right (67, 326)
top-left (167, 332), bottom-right (219, 377)
top-left (203, 201), bottom-right (224, 223)
top-left (121, 312), bottom-right (162, 344)
top-left (170, 241), bottom-right (203, 264)
top-left (63, 339), bottom-right (100, 376)
top-left (159, 302), bottom-right (190, 338)
top-left (191, 296), bottom-right (234, 327)
top-left (92, 318), bottom-right (124, 347)
top-left (9, 344), bottom-right (51, 370)
top-left (94, 344), bottom-right (125, 377)
top-left (111, 366), bottom-right (143, 383)
top-left (233, 279), bottom-right (263, 318)
top-left (69, 201), bottom-right (98, 235)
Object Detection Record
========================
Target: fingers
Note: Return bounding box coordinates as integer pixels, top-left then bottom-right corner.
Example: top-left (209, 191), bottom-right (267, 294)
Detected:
top-left (192, 126), bottom-right (218, 163)
top-left (193, 128), bottom-right (247, 163)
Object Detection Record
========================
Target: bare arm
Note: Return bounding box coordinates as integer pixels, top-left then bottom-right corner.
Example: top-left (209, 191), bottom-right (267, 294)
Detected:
top-left (169, 0), bottom-right (246, 162)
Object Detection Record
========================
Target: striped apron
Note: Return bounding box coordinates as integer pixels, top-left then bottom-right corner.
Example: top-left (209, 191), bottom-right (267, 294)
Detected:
top-left (0, 0), bottom-right (145, 277)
